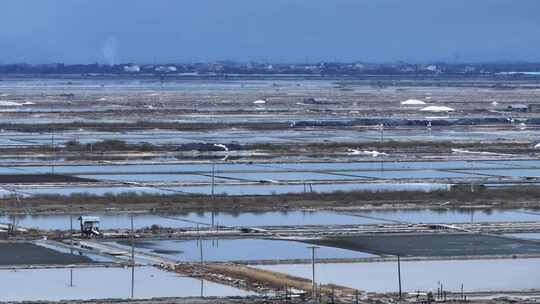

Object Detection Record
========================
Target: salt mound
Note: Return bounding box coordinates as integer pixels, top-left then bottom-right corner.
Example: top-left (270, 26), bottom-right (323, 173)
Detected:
top-left (123, 65), bottom-right (140, 73)
top-left (347, 149), bottom-right (388, 157)
top-left (420, 106), bottom-right (454, 112)
top-left (401, 99), bottom-right (426, 105)
top-left (0, 101), bottom-right (22, 106)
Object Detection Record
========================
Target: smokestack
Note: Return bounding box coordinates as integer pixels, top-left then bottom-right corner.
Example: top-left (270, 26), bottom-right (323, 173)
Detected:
top-left (102, 36), bottom-right (120, 66)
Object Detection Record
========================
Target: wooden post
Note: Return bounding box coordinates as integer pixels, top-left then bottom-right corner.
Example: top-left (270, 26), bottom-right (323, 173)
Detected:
top-left (397, 255), bottom-right (402, 299)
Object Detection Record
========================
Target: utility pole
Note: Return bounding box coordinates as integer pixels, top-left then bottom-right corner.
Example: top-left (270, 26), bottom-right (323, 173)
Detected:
top-left (70, 212), bottom-right (74, 287)
top-left (441, 283), bottom-right (444, 300)
top-left (51, 127), bottom-right (55, 175)
top-left (470, 161), bottom-right (475, 193)
top-left (200, 279), bottom-right (204, 298)
top-left (397, 255), bottom-right (402, 299)
top-left (131, 214), bottom-right (135, 299)
top-left (196, 223), bottom-right (204, 265)
top-left (10, 194), bottom-right (20, 236)
top-left (199, 236), bottom-right (204, 265)
top-left (211, 163), bottom-right (216, 228)
top-left (211, 163), bottom-right (215, 198)
top-left (307, 246), bottom-right (319, 303)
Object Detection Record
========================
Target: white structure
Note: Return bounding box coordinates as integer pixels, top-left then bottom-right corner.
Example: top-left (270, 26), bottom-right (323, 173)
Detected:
top-left (214, 144), bottom-right (229, 152)
top-left (123, 65), bottom-right (140, 73)
top-left (0, 101), bottom-right (23, 106)
top-left (253, 99), bottom-right (266, 104)
top-left (155, 66), bottom-right (177, 72)
top-left (347, 149), bottom-right (388, 157)
top-left (401, 99), bottom-right (426, 105)
top-left (420, 106), bottom-right (455, 113)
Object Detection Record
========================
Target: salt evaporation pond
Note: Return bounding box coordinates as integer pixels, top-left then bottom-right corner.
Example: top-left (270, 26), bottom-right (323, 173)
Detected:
top-left (504, 233), bottom-right (540, 241)
top-left (1, 208), bottom-right (537, 231)
top-left (113, 238), bottom-right (376, 262)
top-left (11, 182), bottom-right (448, 197)
top-left (257, 258), bottom-right (540, 292)
top-left (0, 266), bottom-right (253, 301)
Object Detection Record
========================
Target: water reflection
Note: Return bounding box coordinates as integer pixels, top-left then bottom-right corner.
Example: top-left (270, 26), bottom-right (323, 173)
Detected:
top-left (113, 238), bottom-right (376, 262)
top-left (257, 258), bottom-right (540, 292)
top-left (2, 208), bottom-right (538, 231)
top-left (0, 266), bottom-right (252, 301)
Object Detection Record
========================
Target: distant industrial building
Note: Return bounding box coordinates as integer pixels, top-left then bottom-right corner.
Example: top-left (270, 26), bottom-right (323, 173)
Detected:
top-left (499, 104), bottom-right (529, 112)
top-left (527, 103), bottom-right (540, 112)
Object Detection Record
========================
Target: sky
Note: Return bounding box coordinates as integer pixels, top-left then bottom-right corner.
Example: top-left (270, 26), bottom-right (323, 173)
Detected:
top-left (1, 0), bottom-right (539, 64)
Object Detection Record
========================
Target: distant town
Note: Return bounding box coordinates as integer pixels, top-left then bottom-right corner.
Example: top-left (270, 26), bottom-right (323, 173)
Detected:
top-left (1, 61), bottom-right (540, 76)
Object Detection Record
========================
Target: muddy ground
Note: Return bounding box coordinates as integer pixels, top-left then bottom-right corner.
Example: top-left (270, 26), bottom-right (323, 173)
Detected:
top-left (0, 242), bottom-right (93, 265)
top-left (0, 174), bottom-right (97, 184)
top-left (305, 233), bottom-right (540, 257)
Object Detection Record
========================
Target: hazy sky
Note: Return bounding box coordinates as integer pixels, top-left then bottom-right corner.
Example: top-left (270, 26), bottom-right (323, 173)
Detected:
top-left (1, 0), bottom-right (539, 64)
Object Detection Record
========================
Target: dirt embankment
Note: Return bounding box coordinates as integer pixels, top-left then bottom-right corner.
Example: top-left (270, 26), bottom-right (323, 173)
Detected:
top-left (1, 138), bottom-right (536, 155)
top-left (248, 140), bottom-right (537, 155)
top-left (1, 186), bottom-right (539, 214)
top-left (174, 262), bottom-right (356, 300)
top-left (0, 121), bottom-right (290, 133)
